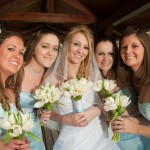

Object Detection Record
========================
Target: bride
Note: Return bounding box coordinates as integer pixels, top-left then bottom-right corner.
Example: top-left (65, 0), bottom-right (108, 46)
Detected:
top-left (42, 25), bottom-right (120, 150)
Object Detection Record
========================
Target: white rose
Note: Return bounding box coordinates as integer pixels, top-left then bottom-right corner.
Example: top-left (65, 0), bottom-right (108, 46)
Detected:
top-left (103, 79), bottom-right (116, 92)
top-left (8, 113), bottom-right (16, 124)
top-left (64, 91), bottom-right (71, 98)
top-left (103, 79), bottom-right (110, 91)
top-left (22, 120), bottom-right (34, 132)
top-left (0, 119), bottom-right (11, 130)
top-left (109, 80), bottom-right (117, 91)
top-left (114, 94), bottom-right (120, 106)
top-left (104, 97), bottom-right (117, 111)
top-left (121, 95), bottom-right (131, 107)
top-left (10, 125), bottom-right (22, 137)
top-left (34, 101), bottom-right (45, 108)
top-left (21, 112), bottom-right (30, 124)
top-left (94, 80), bottom-right (102, 91)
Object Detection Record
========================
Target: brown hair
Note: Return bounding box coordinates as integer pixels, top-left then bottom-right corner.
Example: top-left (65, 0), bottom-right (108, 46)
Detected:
top-left (94, 35), bottom-right (118, 80)
top-left (117, 26), bottom-right (150, 88)
top-left (24, 30), bottom-right (60, 66)
top-left (0, 30), bottom-right (24, 110)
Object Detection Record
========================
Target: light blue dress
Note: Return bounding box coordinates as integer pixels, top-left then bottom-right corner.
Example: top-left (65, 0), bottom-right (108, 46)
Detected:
top-left (138, 102), bottom-right (150, 121)
top-left (54, 92), bottom-right (120, 150)
top-left (115, 87), bottom-right (150, 150)
top-left (20, 91), bottom-right (46, 150)
top-left (0, 103), bottom-right (17, 138)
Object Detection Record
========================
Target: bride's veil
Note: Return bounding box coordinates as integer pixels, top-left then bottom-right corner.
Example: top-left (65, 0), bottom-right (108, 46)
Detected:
top-left (42, 25), bottom-right (103, 130)
top-left (43, 26), bottom-right (102, 85)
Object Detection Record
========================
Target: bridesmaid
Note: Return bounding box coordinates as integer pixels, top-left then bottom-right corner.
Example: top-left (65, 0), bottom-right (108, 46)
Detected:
top-left (0, 31), bottom-right (31, 150)
top-left (20, 30), bottom-right (60, 150)
top-left (95, 35), bottom-right (150, 150)
top-left (112, 26), bottom-right (150, 149)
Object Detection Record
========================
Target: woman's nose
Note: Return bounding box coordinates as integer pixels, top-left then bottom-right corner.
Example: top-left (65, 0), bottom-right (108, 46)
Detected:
top-left (125, 46), bottom-right (132, 53)
top-left (48, 49), bottom-right (53, 55)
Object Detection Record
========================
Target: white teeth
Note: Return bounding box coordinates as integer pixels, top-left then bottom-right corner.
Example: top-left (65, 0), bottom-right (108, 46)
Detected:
top-left (44, 57), bottom-right (52, 61)
top-left (46, 58), bottom-right (52, 61)
top-left (124, 55), bottom-right (135, 59)
top-left (102, 62), bottom-right (110, 66)
top-left (10, 62), bottom-right (18, 66)
top-left (75, 54), bottom-right (82, 58)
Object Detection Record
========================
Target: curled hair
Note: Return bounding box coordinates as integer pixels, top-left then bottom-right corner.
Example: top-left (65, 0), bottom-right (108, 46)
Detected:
top-left (43, 25), bottom-right (101, 85)
top-left (117, 26), bottom-right (150, 88)
top-left (63, 25), bottom-right (94, 80)
top-left (0, 30), bottom-right (24, 110)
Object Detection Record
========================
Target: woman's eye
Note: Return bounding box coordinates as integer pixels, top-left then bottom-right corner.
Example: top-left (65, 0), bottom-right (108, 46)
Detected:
top-left (121, 46), bottom-right (127, 50)
top-left (8, 47), bottom-right (14, 51)
top-left (73, 43), bottom-right (79, 46)
top-left (109, 52), bottom-right (114, 56)
top-left (53, 47), bottom-right (58, 51)
top-left (132, 45), bottom-right (138, 48)
top-left (84, 46), bottom-right (89, 50)
top-left (98, 52), bottom-right (103, 56)
top-left (42, 45), bottom-right (48, 49)
top-left (19, 51), bottom-right (24, 56)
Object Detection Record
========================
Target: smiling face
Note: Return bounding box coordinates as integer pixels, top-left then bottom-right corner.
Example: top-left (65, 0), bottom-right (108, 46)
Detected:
top-left (33, 33), bottom-right (59, 68)
top-left (120, 34), bottom-right (144, 71)
top-left (95, 41), bottom-right (115, 75)
top-left (68, 32), bottom-right (89, 65)
top-left (0, 36), bottom-right (24, 81)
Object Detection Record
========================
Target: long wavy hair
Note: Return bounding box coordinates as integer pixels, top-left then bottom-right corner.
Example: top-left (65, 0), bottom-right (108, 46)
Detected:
top-left (0, 30), bottom-right (24, 110)
top-left (63, 25), bottom-right (94, 80)
top-left (117, 26), bottom-right (150, 88)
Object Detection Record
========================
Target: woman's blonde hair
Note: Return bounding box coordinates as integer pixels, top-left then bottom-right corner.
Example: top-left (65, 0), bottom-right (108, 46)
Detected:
top-left (63, 25), bottom-right (94, 80)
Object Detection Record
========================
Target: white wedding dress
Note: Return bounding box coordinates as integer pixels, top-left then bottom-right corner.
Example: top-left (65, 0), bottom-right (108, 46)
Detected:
top-left (53, 91), bottom-right (120, 150)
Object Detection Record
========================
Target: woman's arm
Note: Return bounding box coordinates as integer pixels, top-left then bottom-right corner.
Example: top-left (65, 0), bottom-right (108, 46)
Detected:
top-left (39, 106), bottom-right (102, 127)
top-left (71, 106), bottom-right (102, 126)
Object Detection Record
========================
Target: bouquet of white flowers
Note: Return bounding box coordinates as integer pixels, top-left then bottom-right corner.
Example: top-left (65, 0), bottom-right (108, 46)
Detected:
top-left (0, 110), bottom-right (41, 144)
top-left (94, 79), bottom-right (117, 98)
top-left (34, 83), bottom-right (61, 125)
top-left (34, 83), bottom-right (61, 110)
top-left (59, 77), bottom-right (93, 112)
top-left (103, 93), bottom-right (131, 142)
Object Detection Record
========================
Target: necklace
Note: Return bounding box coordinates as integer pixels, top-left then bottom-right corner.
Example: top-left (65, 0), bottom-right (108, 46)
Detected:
top-left (27, 66), bottom-right (44, 76)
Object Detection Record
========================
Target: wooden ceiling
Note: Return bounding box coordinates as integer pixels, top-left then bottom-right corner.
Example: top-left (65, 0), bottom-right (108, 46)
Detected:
top-left (0, 0), bottom-right (149, 41)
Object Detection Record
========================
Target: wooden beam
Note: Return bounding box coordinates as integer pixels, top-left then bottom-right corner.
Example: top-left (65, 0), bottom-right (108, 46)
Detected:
top-left (113, 3), bottom-right (150, 26)
top-left (46, 0), bottom-right (54, 13)
top-left (0, 0), bottom-right (39, 14)
top-left (98, 1), bottom-right (149, 30)
top-left (0, 12), bottom-right (96, 23)
top-left (63, 0), bottom-right (95, 17)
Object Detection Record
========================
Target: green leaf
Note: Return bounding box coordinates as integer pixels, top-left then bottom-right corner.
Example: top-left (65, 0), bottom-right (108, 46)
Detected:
top-left (118, 107), bottom-right (126, 116)
top-left (111, 111), bottom-right (119, 122)
top-left (49, 83), bottom-right (52, 88)
top-left (112, 133), bottom-right (120, 142)
top-left (3, 133), bottom-right (13, 144)
top-left (101, 89), bottom-right (110, 98)
top-left (43, 103), bottom-right (53, 111)
top-left (72, 95), bottom-right (82, 101)
top-left (40, 121), bottom-right (45, 126)
top-left (26, 132), bottom-right (42, 142)
top-left (7, 109), bottom-right (11, 116)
